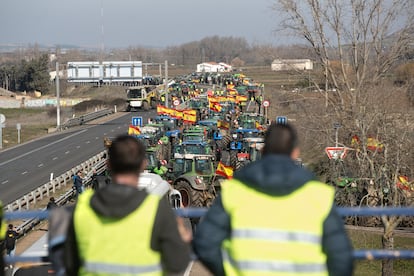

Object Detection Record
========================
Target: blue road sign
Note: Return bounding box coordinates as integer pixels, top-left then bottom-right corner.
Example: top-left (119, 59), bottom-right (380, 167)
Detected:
top-left (132, 116), bottom-right (143, 127)
top-left (276, 116), bottom-right (288, 125)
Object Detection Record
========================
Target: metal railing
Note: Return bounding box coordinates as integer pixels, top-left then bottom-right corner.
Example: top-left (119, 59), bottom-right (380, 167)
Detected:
top-left (4, 207), bottom-right (414, 264)
top-left (61, 108), bottom-right (113, 129)
top-left (5, 150), bottom-right (107, 235)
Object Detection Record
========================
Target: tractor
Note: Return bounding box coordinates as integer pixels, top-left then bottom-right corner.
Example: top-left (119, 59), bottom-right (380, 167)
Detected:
top-left (168, 154), bottom-right (219, 208)
top-left (126, 84), bottom-right (165, 111)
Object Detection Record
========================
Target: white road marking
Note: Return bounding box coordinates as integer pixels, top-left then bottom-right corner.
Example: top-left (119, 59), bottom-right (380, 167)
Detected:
top-left (104, 133), bottom-right (107, 135)
top-left (85, 141), bottom-right (91, 144)
top-left (110, 129), bottom-right (115, 132)
top-left (183, 261), bottom-right (194, 276)
top-left (38, 164), bottom-right (44, 167)
top-left (52, 157), bottom-right (58, 160)
top-left (0, 129), bottom-right (88, 167)
top-left (22, 171), bottom-right (28, 175)
top-left (117, 126), bottom-right (121, 129)
top-left (65, 151), bottom-right (70, 154)
top-left (95, 137), bottom-right (99, 140)
top-left (76, 145), bottom-right (81, 149)
top-left (2, 180), bottom-right (9, 185)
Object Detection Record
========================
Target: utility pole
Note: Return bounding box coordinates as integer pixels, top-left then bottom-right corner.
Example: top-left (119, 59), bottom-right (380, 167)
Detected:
top-left (164, 60), bottom-right (169, 107)
top-left (334, 122), bottom-right (341, 147)
top-left (56, 62), bottom-right (61, 129)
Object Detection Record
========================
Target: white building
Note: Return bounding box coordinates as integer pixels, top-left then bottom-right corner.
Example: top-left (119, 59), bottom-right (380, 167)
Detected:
top-left (196, 62), bottom-right (232, 73)
top-left (271, 59), bottom-right (313, 71)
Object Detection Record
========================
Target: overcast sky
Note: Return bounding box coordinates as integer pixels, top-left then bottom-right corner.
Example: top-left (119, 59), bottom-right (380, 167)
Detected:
top-left (1, 0), bottom-right (279, 49)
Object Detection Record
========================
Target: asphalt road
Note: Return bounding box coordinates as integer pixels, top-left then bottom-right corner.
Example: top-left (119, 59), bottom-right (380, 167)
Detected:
top-left (0, 110), bottom-right (156, 204)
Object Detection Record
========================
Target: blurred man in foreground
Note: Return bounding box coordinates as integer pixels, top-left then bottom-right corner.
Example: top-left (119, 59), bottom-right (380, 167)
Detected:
top-left (64, 135), bottom-right (191, 275)
top-left (194, 123), bottom-right (353, 276)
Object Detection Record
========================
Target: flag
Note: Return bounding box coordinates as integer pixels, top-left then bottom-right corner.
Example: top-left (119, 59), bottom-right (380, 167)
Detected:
top-left (157, 105), bottom-right (169, 115)
top-left (209, 101), bottom-right (222, 112)
top-left (217, 120), bottom-right (230, 129)
top-left (396, 176), bottom-right (411, 191)
top-left (215, 161), bottom-right (233, 179)
top-left (351, 135), bottom-right (360, 148)
top-left (367, 137), bottom-right (384, 152)
top-left (236, 95), bottom-right (248, 103)
top-left (128, 125), bottom-right (141, 135)
top-left (255, 121), bottom-right (264, 130)
top-left (183, 109), bottom-right (197, 123)
top-left (208, 95), bottom-right (219, 103)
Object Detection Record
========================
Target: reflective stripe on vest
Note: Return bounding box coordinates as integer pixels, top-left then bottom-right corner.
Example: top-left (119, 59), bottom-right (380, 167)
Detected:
top-left (221, 179), bottom-right (334, 276)
top-left (74, 190), bottom-right (162, 276)
top-left (223, 251), bottom-right (326, 273)
top-left (232, 228), bottom-right (321, 245)
top-left (84, 261), bottom-right (161, 274)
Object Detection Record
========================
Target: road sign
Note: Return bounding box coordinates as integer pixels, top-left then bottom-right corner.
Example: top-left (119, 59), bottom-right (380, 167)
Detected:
top-left (325, 147), bottom-right (348, 160)
top-left (0, 114), bottom-right (5, 124)
top-left (131, 116), bottom-right (143, 127)
top-left (276, 116), bottom-right (288, 125)
top-left (16, 123), bottom-right (21, 130)
top-left (173, 99), bottom-right (180, 106)
top-left (262, 100), bottom-right (270, 107)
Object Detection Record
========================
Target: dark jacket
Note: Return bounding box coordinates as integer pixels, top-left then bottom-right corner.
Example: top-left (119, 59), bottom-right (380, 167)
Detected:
top-left (64, 183), bottom-right (191, 275)
top-left (193, 155), bottom-right (354, 276)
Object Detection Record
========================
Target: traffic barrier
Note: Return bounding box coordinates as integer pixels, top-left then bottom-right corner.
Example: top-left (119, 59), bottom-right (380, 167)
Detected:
top-left (4, 206), bottom-right (414, 264)
top-left (5, 150), bottom-right (107, 235)
top-left (61, 108), bottom-right (113, 129)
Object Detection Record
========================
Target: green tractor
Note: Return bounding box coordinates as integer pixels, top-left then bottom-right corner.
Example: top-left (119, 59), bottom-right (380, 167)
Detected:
top-left (168, 154), bottom-right (219, 208)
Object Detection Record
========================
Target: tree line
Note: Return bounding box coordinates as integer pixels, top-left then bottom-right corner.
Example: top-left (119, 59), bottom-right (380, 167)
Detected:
top-left (0, 53), bottom-right (50, 94)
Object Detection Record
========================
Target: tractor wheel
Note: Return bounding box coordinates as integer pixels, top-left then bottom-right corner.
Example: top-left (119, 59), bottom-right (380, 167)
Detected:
top-left (218, 134), bottom-right (232, 150)
top-left (175, 180), bottom-right (204, 208)
top-left (151, 98), bottom-right (157, 109)
top-left (235, 160), bottom-right (249, 170)
top-left (143, 101), bottom-right (149, 111)
top-left (230, 151), bottom-right (237, 169)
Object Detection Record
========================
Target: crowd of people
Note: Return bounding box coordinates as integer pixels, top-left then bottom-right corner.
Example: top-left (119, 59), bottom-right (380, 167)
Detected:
top-left (1, 123), bottom-right (354, 276)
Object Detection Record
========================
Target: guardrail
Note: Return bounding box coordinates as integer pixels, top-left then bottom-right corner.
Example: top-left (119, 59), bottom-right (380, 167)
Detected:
top-left (61, 108), bottom-right (113, 129)
top-left (5, 150), bottom-right (107, 235)
top-left (4, 207), bottom-right (414, 264)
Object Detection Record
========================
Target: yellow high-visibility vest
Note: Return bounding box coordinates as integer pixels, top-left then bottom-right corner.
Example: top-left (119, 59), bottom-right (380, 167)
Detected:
top-left (74, 190), bottom-right (162, 276)
top-left (0, 201), bottom-right (6, 240)
top-left (221, 179), bottom-right (334, 276)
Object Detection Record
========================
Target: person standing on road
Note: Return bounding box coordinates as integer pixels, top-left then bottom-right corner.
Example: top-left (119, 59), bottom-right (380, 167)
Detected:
top-left (72, 171), bottom-right (83, 196)
top-left (5, 224), bottom-right (19, 257)
top-left (64, 135), bottom-right (191, 275)
top-left (193, 123), bottom-right (354, 276)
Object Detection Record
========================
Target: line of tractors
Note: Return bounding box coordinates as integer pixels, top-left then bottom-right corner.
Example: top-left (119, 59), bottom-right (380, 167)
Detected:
top-left (106, 73), bottom-right (269, 209)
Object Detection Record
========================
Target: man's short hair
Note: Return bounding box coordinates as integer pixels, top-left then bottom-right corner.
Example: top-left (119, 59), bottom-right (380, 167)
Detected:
top-left (262, 123), bottom-right (298, 156)
top-left (108, 135), bottom-right (146, 175)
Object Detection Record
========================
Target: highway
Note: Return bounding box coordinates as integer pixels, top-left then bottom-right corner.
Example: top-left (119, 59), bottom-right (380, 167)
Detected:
top-left (0, 110), bottom-right (156, 204)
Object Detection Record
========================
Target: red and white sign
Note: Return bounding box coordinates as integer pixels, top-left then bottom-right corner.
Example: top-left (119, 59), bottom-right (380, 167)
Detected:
top-left (262, 100), bottom-right (270, 107)
top-left (325, 147), bottom-right (348, 160)
top-left (173, 99), bottom-right (180, 106)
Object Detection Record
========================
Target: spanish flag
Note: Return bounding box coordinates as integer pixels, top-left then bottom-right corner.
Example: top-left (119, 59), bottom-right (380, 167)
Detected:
top-left (397, 176), bottom-right (411, 191)
top-left (367, 137), bottom-right (384, 153)
top-left (217, 120), bottom-right (230, 130)
top-left (216, 161), bottom-right (233, 179)
top-left (128, 125), bottom-right (141, 135)
top-left (236, 95), bottom-right (248, 103)
top-left (157, 105), bottom-right (168, 115)
top-left (209, 101), bottom-right (222, 112)
top-left (255, 121), bottom-right (264, 131)
top-left (183, 109), bottom-right (197, 123)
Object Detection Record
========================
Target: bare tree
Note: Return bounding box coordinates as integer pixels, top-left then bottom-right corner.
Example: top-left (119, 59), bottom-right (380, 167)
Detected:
top-left (273, 0), bottom-right (414, 274)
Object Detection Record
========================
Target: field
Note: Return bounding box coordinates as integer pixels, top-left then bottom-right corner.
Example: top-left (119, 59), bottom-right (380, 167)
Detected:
top-left (349, 228), bottom-right (414, 275)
